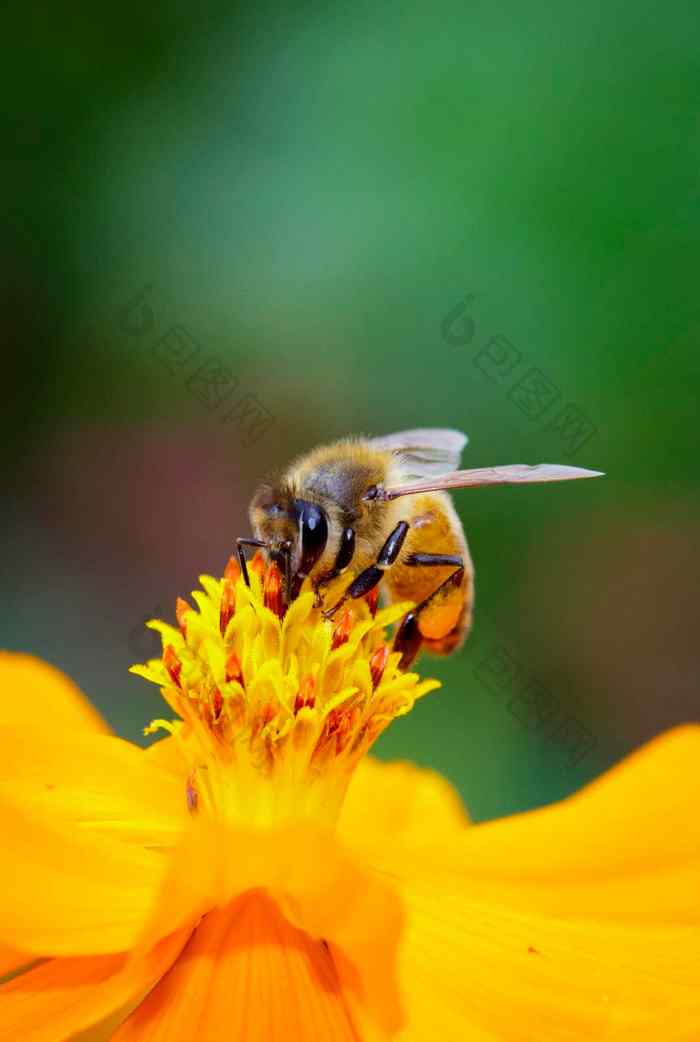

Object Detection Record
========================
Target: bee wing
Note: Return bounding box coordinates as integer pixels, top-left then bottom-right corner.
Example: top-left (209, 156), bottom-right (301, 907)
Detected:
top-left (371, 463), bottom-right (604, 501)
top-left (370, 428), bottom-right (468, 478)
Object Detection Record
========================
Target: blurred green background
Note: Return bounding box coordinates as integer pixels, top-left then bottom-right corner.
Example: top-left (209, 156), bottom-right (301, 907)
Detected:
top-left (3, 0), bottom-right (698, 822)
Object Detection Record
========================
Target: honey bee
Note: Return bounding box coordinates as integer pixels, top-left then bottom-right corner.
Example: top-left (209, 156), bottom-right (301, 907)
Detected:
top-left (241, 429), bottom-right (602, 667)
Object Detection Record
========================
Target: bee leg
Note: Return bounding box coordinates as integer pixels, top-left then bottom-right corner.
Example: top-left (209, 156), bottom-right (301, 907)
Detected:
top-left (313, 574), bottom-right (336, 609)
top-left (236, 537), bottom-right (268, 588)
top-left (270, 540), bottom-right (293, 607)
top-left (393, 554), bottom-right (465, 669)
top-left (313, 526), bottom-right (357, 607)
top-left (323, 521), bottom-right (409, 619)
top-left (313, 567), bottom-right (346, 608)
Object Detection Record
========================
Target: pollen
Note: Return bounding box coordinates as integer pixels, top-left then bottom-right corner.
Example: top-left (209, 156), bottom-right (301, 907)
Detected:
top-left (132, 552), bottom-right (440, 826)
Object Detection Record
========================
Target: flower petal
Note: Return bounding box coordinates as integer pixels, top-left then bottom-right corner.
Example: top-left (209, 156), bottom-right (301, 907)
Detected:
top-left (393, 879), bottom-right (700, 1041)
top-left (388, 724), bottom-right (700, 925)
top-left (143, 735), bottom-right (189, 778)
top-left (448, 724), bottom-right (700, 881)
top-left (353, 726), bottom-right (700, 1041)
top-left (111, 892), bottom-right (359, 1042)
top-left (0, 652), bottom-right (110, 734)
top-left (0, 929), bottom-right (190, 1042)
top-left (133, 817), bottom-right (404, 1037)
top-left (0, 796), bottom-right (168, 956)
top-left (0, 727), bottom-right (187, 846)
top-left (0, 945), bottom-right (31, 980)
top-left (339, 755), bottom-right (469, 846)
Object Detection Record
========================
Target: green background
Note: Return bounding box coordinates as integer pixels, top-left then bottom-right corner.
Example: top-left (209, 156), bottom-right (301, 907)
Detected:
top-left (3, 0), bottom-right (699, 821)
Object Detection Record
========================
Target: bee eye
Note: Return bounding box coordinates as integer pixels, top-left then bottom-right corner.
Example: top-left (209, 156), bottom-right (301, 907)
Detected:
top-left (297, 501), bottom-right (328, 576)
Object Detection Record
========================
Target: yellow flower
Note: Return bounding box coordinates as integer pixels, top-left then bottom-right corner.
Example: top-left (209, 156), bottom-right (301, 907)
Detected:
top-left (1, 554), bottom-right (699, 1041)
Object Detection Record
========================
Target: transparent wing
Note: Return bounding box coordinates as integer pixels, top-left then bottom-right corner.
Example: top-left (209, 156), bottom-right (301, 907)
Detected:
top-left (369, 428), bottom-right (468, 479)
top-left (367, 463), bottom-right (605, 501)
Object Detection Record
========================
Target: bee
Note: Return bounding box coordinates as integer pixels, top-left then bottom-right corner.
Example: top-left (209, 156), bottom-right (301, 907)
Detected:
top-left (240, 429), bottom-right (602, 667)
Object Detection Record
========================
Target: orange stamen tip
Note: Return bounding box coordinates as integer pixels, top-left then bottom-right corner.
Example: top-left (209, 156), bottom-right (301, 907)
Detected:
top-left (263, 562), bottom-right (284, 617)
top-left (212, 687), bottom-right (224, 720)
top-left (220, 579), bottom-right (236, 634)
top-left (370, 644), bottom-right (390, 688)
top-left (331, 607), bottom-right (353, 650)
top-left (321, 704), bottom-right (359, 754)
top-left (225, 650), bottom-right (243, 685)
top-left (250, 551), bottom-right (266, 580)
top-left (366, 586), bottom-right (380, 616)
top-left (294, 674), bottom-right (316, 713)
top-left (163, 644), bottom-right (182, 687)
top-left (175, 597), bottom-right (192, 634)
top-left (224, 555), bottom-right (241, 583)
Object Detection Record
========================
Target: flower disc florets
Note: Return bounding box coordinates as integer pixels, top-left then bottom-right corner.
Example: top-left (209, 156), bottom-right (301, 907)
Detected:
top-left (131, 554), bottom-right (440, 826)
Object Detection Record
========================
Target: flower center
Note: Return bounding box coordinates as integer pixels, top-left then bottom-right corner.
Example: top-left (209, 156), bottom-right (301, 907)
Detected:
top-left (132, 554), bottom-right (439, 828)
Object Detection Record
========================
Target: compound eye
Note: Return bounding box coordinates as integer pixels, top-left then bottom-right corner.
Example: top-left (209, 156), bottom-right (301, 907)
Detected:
top-left (298, 502), bottom-right (328, 576)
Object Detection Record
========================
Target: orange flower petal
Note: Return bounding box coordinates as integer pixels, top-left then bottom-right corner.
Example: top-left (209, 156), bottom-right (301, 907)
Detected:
top-left (353, 726), bottom-right (700, 1041)
top-left (0, 652), bottom-right (110, 734)
top-left (0, 945), bottom-right (31, 980)
top-left (111, 892), bottom-right (359, 1042)
top-left (0, 928), bottom-right (190, 1042)
top-left (0, 727), bottom-right (187, 847)
top-left (339, 754), bottom-right (469, 846)
top-left (0, 796), bottom-right (168, 956)
top-left (134, 817), bottom-right (404, 1037)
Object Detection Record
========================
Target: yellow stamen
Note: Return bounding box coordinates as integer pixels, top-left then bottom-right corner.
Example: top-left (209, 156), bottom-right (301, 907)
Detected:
top-left (131, 558), bottom-right (440, 828)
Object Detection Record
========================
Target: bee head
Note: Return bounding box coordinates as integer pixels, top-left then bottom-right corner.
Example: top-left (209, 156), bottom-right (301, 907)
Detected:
top-left (249, 485), bottom-right (329, 585)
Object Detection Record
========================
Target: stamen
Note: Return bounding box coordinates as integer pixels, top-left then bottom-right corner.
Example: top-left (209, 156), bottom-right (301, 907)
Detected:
top-left (366, 587), bottom-right (379, 617)
top-left (224, 556), bottom-right (241, 583)
top-left (321, 704), bottom-right (361, 756)
top-left (220, 579), bottom-right (236, 634)
top-left (163, 645), bottom-right (182, 687)
top-left (369, 644), bottom-right (390, 688)
top-left (175, 597), bottom-right (192, 635)
top-left (263, 562), bottom-right (284, 617)
top-left (331, 607), bottom-right (353, 650)
top-left (225, 650), bottom-right (243, 685)
top-left (250, 551), bottom-right (266, 581)
top-left (294, 674), bottom-right (316, 714)
top-left (133, 552), bottom-right (441, 826)
top-left (212, 687), bottom-right (224, 721)
top-left (143, 718), bottom-right (178, 738)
